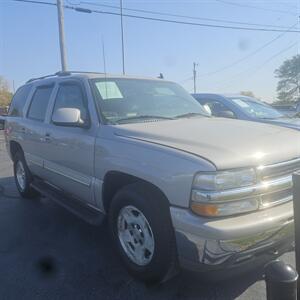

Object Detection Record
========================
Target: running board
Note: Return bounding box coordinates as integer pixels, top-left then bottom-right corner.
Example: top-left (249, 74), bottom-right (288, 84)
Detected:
top-left (31, 179), bottom-right (105, 225)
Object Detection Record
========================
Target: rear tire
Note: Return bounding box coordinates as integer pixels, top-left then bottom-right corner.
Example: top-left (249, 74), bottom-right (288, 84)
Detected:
top-left (13, 152), bottom-right (37, 198)
top-left (108, 183), bottom-right (176, 283)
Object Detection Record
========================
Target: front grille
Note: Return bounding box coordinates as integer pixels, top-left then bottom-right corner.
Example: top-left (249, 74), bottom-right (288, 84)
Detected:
top-left (257, 157), bottom-right (300, 181)
top-left (256, 157), bottom-right (300, 208)
top-left (260, 188), bottom-right (293, 208)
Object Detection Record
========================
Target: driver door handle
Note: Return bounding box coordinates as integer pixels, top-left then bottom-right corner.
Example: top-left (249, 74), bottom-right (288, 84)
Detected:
top-left (40, 133), bottom-right (51, 142)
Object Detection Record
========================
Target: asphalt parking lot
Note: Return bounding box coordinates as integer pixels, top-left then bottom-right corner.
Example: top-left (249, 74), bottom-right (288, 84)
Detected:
top-left (0, 132), bottom-right (295, 299)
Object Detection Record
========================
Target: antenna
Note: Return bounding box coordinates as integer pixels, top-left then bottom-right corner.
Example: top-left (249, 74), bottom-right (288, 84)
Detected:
top-left (101, 36), bottom-right (107, 76)
top-left (101, 35), bottom-right (108, 99)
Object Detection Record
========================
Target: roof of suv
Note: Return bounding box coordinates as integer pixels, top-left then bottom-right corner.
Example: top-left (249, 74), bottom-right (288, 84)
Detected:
top-left (26, 71), bottom-right (166, 84)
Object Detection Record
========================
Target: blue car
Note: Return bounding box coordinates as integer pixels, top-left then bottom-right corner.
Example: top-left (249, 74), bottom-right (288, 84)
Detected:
top-left (192, 93), bottom-right (300, 131)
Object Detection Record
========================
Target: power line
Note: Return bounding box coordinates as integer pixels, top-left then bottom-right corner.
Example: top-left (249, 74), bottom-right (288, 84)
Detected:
top-left (11, 0), bottom-right (56, 6)
top-left (10, 0), bottom-right (300, 33)
top-left (214, 42), bottom-right (298, 90)
top-left (69, 6), bottom-right (300, 33)
top-left (75, 0), bottom-right (293, 30)
top-left (215, 0), bottom-right (297, 16)
top-left (179, 22), bottom-right (298, 83)
top-left (179, 76), bottom-right (194, 84)
top-left (250, 43), bottom-right (297, 74)
top-left (195, 23), bottom-right (299, 78)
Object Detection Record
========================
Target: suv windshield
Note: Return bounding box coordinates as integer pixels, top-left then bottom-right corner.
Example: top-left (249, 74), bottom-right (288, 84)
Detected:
top-left (91, 78), bottom-right (208, 124)
top-left (228, 97), bottom-right (284, 119)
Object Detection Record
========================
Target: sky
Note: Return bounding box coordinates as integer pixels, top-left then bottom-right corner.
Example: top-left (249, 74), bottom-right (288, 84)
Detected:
top-left (0, 0), bottom-right (299, 102)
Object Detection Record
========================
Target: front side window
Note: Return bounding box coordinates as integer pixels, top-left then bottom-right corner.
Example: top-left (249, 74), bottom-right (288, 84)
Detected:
top-left (91, 78), bottom-right (208, 124)
top-left (229, 97), bottom-right (284, 119)
top-left (198, 99), bottom-right (235, 118)
top-left (27, 85), bottom-right (53, 121)
top-left (202, 100), bottom-right (234, 117)
top-left (9, 84), bottom-right (32, 117)
top-left (52, 83), bottom-right (88, 122)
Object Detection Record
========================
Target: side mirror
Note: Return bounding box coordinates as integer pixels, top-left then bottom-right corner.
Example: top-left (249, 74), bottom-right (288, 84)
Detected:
top-left (52, 108), bottom-right (87, 127)
top-left (203, 104), bottom-right (212, 116)
top-left (217, 110), bottom-right (236, 119)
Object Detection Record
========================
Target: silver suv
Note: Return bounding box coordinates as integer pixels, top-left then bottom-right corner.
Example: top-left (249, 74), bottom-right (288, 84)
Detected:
top-left (3, 71), bottom-right (300, 282)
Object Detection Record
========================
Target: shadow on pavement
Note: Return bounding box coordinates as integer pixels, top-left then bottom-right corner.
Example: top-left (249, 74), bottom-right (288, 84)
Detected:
top-left (0, 175), bottom-right (265, 299)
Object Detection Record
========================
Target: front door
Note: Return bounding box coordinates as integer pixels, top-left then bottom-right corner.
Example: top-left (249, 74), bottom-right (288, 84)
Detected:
top-left (41, 80), bottom-right (96, 205)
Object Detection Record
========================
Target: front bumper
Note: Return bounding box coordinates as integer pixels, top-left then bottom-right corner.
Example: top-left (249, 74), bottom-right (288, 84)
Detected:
top-left (171, 201), bottom-right (294, 273)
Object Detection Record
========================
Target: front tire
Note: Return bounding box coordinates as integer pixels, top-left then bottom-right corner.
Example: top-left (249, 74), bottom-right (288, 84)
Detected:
top-left (13, 152), bottom-right (36, 198)
top-left (108, 183), bottom-right (176, 283)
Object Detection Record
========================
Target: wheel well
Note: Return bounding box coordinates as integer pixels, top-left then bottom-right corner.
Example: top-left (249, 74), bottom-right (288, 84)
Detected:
top-left (102, 171), bottom-right (169, 213)
top-left (10, 141), bottom-right (23, 161)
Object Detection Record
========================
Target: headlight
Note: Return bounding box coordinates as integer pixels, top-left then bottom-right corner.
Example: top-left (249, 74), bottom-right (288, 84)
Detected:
top-left (191, 169), bottom-right (258, 217)
top-left (193, 169), bottom-right (256, 191)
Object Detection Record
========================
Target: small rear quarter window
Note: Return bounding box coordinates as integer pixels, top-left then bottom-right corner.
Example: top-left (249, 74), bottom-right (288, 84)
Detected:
top-left (9, 84), bottom-right (32, 117)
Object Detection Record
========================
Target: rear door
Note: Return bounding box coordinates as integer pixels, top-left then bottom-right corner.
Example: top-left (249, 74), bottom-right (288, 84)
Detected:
top-left (40, 79), bottom-right (97, 205)
top-left (22, 83), bottom-right (55, 178)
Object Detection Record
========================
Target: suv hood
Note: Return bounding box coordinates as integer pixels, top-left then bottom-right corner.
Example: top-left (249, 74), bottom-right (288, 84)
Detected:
top-left (113, 118), bottom-right (300, 170)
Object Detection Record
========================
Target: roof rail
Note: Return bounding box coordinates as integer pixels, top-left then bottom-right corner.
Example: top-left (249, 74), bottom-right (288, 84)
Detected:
top-left (64, 70), bottom-right (104, 75)
top-left (26, 73), bottom-right (57, 83)
top-left (26, 70), bottom-right (104, 84)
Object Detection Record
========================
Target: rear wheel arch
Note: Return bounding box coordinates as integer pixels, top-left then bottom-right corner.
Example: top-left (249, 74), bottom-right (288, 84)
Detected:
top-left (102, 171), bottom-right (170, 213)
top-left (10, 141), bottom-right (23, 161)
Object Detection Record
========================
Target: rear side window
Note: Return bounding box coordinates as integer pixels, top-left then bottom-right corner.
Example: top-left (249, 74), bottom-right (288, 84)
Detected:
top-left (9, 84), bottom-right (32, 117)
top-left (27, 85), bottom-right (53, 121)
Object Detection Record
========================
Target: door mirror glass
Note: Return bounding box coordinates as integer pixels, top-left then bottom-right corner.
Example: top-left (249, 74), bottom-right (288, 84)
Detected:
top-left (52, 108), bottom-right (85, 127)
top-left (202, 104), bottom-right (212, 116)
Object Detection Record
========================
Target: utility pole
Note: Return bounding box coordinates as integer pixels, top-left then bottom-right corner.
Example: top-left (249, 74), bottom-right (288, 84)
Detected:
top-left (57, 0), bottom-right (67, 72)
top-left (120, 0), bottom-right (125, 74)
top-left (193, 62), bottom-right (198, 93)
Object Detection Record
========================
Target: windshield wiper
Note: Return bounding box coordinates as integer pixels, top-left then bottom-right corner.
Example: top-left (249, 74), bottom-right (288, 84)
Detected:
top-left (175, 112), bottom-right (206, 119)
top-left (116, 115), bottom-right (174, 124)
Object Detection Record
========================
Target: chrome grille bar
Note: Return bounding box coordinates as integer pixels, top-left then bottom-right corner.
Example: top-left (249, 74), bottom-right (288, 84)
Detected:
top-left (257, 157), bottom-right (300, 181)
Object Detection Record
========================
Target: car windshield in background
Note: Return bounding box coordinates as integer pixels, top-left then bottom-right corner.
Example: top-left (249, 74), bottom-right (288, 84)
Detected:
top-left (91, 78), bottom-right (208, 124)
top-left (229, 97), bottom-right (284, 119)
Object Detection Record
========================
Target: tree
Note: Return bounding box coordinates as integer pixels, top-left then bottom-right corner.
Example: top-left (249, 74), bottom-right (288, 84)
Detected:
top-left (240, 91), bottom-right (255, 97)
top-left (0, 76), bottom-right (13, 108)
top-left (275, 55), bottom-right (300, 103)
